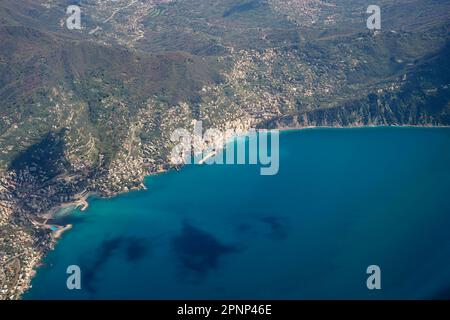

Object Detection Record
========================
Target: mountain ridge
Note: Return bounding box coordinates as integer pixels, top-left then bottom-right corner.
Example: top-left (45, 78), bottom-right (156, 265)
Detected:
top-left (0, 0), bottom-right (449, 299)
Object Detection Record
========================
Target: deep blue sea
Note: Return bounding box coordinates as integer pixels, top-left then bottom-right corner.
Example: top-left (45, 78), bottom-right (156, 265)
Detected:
top-left (25, 127), bottom-right (450, 299)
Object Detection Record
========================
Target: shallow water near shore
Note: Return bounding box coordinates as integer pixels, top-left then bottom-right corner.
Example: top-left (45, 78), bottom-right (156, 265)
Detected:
top-left (25, 127), bottom-right (450, 299)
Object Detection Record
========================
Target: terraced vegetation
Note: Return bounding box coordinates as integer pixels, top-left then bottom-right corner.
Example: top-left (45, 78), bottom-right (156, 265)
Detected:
top-left (0, 0), bottom-right (449, 299)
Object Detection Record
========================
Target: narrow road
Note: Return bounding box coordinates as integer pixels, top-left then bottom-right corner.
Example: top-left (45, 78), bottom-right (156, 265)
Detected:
top-left (90, 0), bottom-right (137, 34)
top-left (103, 0), bottom-right (137, 23)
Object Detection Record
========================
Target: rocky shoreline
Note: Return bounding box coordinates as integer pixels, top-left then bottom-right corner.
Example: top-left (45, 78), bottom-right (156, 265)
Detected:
top-left (1, 120), bottom-right (450, 300)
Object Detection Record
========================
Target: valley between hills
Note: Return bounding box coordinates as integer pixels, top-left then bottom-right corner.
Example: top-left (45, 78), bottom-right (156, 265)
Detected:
top-left (0, 0), bottom-right (449, 299)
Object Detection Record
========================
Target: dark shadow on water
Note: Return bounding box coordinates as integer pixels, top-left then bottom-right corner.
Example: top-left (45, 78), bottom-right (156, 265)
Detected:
top-left (430, 286), bottom-right (450, 300)
top-left (81, 237), bottom-right (123, 293)
top-left (80, 236), bottom-right (150, 294)
top-left (172, 221), bottom-right (238, 282)
top-left (48, 214), bottom-right (87, 226)
top-left (125, 237), bottom-right (149, 262)
top-left (236, 223), bottom-right (252, 234)
top-left (259, 216), bottom-right (289, 240)
top-left (234, 215), bottom-right (289, 241)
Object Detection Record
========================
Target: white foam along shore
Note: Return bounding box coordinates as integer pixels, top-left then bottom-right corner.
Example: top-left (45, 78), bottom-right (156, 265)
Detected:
top-left (196, 124), bottom-right (450, 169)
top-left (196, 128), bottom-right (257, 165)
top-left (40, 124), bottom-right (450, 233)
top-left (46, 123), bottom-right (450, 220)
top-left (275, 123), bottom-right (450, 132)
top-left (22, 123), bottom-right (450, 299)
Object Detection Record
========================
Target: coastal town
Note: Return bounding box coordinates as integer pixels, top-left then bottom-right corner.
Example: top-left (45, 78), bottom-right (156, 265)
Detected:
top-left (1, 0), bottom-right (449, 300)
top-left (0, 40), bottom-right (441, 299)
top-left (0, 168), bottom-right (84, 299)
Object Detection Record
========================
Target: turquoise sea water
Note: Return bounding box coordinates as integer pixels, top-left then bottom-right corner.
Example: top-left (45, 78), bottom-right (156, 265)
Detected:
top-left (25, 127), bottom-right (450, 299)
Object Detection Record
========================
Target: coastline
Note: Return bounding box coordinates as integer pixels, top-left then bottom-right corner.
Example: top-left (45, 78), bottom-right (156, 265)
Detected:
top-left (274, 123), bottom-right (450, 132)
top-left (52, 224), bottom-right (73, 239)
top-left (38, 192), bottom-right (96, 240)
top-left (46, 124), bottom-right (450, 219)
top-left (197, 124), bottom-right (450, 165)
top-left (21, 123), bottom-right (450, 299)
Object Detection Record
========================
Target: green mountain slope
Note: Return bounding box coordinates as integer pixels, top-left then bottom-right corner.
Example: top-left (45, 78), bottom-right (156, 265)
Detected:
top-left (0, 0), bottom-right (449, 299)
